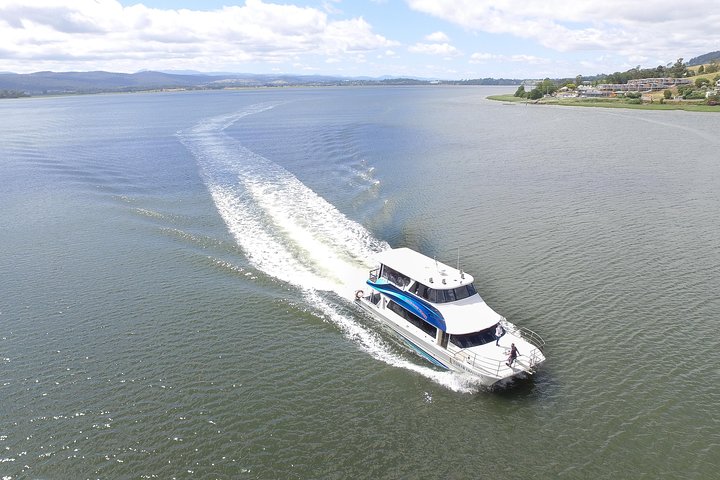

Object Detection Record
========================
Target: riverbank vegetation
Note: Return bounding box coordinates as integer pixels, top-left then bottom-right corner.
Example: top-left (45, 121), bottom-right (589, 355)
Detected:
top-left (0, 89), bottom-right (28, 98)
top-left (491, 57), bottom-right (720, 111)
top-left (487, 94), bottom-right (720, 112)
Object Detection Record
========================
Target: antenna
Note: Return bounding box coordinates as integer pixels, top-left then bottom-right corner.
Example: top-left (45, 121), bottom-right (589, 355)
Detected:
top-left (458, 247), bottom-right (465, 279)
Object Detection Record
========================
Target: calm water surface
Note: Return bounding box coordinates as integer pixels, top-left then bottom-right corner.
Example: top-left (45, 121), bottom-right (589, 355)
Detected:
top-left (1, 86), bottom-right (719, 479)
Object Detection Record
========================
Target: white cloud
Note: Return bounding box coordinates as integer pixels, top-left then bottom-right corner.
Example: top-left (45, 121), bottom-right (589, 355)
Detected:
top-left (470, 52), bottom-right (548, 65)
top-left (406, 0), bottom-right (720, 60)
top-left (322, 0), bottom-right (343, 15)
top-left (425, 31), bottom-right (449, 42)
top-left (409, 42), bottom-right (461, 57)
top-left (627, 55), bottom-right (649, 64)
top-left (469, 53), bottom-right (495, 63)
top-left (0, 0), bottom-right (396, 72)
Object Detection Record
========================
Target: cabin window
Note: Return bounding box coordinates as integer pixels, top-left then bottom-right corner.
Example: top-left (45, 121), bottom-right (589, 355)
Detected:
top-left (381, 265), bottom-right (411, 288)
top-left (387, 300), bottom-right (437, 338)
top-left (410, 282), bottom-right (479, 304)
top-left (450, 325), bottom-right (496, 348)
top-left (410, 281), bottom-right (430, 299)
top-left (454, 284), bottom-right (477, 300)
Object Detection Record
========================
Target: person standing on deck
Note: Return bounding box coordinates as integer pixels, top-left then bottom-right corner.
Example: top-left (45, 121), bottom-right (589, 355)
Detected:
top-left (494, 323), bottom-right (505, 346)
top-left (506, 343), bottom-right (520, 367)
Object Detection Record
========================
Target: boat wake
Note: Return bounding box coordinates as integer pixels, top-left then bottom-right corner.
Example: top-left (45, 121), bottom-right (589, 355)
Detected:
top-left (178, 103), bottom-right (481, 393)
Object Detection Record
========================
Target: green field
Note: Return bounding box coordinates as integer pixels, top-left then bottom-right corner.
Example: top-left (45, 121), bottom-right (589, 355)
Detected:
top-left (487, 94), bottom-right (720, 112)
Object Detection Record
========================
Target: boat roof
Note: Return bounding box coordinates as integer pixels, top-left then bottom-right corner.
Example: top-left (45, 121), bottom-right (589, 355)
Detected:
top-left (376, 247), bottom-right (474, 289)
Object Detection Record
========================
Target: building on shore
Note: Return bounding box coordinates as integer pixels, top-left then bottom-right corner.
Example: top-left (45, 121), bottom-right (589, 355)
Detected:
top-left (597, 78), bottom-right (692, 95)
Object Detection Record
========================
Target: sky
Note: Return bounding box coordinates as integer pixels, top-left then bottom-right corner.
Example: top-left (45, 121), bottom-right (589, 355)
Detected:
top-left (1, 0), bottom-right (719, 79)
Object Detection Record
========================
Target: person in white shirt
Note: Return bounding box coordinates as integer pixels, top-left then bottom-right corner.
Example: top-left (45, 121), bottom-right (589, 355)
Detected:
top-left (494, 323), bottom-right (505, 346)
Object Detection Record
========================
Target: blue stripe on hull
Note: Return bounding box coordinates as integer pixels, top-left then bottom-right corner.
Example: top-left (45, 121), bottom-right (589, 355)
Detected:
top-left (401, 336), bottom-right (449, 370)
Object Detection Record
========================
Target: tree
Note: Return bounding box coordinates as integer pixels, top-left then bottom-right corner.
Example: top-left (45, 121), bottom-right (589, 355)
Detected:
top-left (698, 65), bottom-right (705, 74)
top-left (695, 77), bottom-right (710, 88)
top-left (527, 88), bottom-right (543, 100)
top-left (681, 87), bottom-right (706, 99)
top-left (538, 78), bottom-right (558, 95)
top-left (678, 85), bottom-right (694, 97)
top-left (663, 89), bottom-right (673, 99)
top-left (514, 85), bottom-right (526, 97)
top-left (669, 58), bottom-right (688, 78)
top-left (0, 89), bottom-right (28, 98)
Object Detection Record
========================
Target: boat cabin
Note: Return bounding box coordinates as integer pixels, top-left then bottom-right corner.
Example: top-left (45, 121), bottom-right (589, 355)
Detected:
top-left (367, 248), bottom-right (503, 350)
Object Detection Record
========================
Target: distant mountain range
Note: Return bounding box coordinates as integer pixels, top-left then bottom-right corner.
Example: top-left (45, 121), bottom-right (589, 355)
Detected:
top-left (687, 51), bottom-right (720, 66)
top-left (0, 71), bottom-right (215, 94)
top-left (6, 49), bottom-right (718, 97)
top-left (0, 70), bottom-right (524, 96)
top-left (0, 71), bottom-right (348, 94)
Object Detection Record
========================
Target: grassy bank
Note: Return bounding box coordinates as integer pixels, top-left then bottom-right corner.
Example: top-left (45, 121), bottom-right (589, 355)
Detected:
top-left (487, 94), bottom-right (720, 112)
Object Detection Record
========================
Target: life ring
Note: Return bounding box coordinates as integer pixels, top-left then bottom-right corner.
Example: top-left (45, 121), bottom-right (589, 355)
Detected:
top-left (355, 289), bottom-right (364, 300)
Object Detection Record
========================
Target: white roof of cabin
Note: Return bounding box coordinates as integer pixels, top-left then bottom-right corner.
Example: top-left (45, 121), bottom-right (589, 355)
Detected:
top-left (376, 248), bottom-right (502, 334)
top-left (376, 247), bottom-right (474, 288)
top-left (439, 295), bottom-right (502, 334)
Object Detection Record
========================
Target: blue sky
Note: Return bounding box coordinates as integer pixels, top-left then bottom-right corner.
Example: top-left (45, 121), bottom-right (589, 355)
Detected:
top-left (1, 0), bottom-right (718, 79)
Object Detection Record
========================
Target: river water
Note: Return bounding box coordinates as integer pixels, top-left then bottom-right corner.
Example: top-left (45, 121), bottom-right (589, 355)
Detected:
top-left (1, 86), bottom-right (719, 478)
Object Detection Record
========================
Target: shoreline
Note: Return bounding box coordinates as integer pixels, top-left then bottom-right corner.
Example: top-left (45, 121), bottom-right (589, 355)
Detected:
top-left (486, 94), bottom-right (720, 112)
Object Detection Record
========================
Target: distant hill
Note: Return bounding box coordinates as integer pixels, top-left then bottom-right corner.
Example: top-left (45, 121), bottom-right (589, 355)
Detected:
top-left (0, 70), bottom-right (429, 95)
top-left (0, 71), bottom-right (218, 94)
top-left (0, 70), bottom-right (522, 96)
top-left (0, 70), bottom-right (301, 94)
top-left (688, 51), bottom-right (720, 66)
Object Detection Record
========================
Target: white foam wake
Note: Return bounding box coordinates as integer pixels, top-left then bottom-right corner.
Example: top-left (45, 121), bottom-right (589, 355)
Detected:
top-left (179, 103), bottom-right (479, 393)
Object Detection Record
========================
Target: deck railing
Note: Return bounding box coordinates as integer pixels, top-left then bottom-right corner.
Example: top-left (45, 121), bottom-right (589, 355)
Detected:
top-left (500, 317), bottom-right (546, 351)
top-left (449, 349), bottom-right (507, 377)
top-left (449, 345), bottom-right (545, 378)
top-left (449, 318), bottom-right (546, 378)
top-left (368, 268), bottom-right (379, 282)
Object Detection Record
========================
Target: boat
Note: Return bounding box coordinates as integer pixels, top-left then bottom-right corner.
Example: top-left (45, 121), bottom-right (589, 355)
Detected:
top-left (354, 247), bottom-right (546, 386)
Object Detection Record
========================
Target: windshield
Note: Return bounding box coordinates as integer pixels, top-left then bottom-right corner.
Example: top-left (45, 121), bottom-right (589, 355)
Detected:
top-left (450, 324), bottom-right (497, 348)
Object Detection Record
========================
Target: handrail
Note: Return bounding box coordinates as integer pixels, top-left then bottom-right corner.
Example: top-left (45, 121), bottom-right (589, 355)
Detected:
top-left (499, 317), bottom-right (546, 350)
top-left (448, 318), bottom-right (546, 378)
top-left (368, 267), bottom-right (379, 282)
top-left (449, 344), bottom-right (545, 378)
top-left (448, 348), bottom-right (506, 377)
